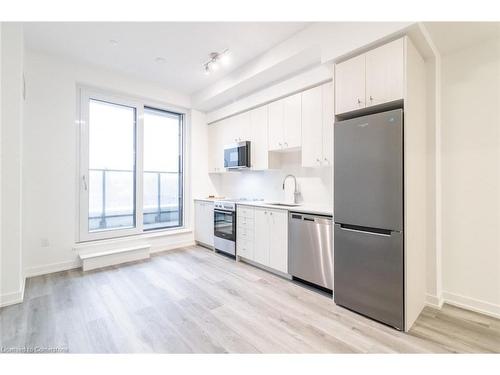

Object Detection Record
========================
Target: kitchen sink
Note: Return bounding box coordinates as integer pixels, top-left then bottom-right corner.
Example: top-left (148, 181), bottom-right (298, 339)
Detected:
top-left (265, 202), bottom-right (302, 207)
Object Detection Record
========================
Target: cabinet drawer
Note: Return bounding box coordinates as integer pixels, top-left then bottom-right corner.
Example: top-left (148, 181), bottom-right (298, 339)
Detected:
top-left (237, 206), bottom-right (255, 219)
top-left (237, 227), bottom-right (254, 241)
top-left (237, 216), bottom-right (254, 227)
top-left (237, 239), bottom-right (254, 260)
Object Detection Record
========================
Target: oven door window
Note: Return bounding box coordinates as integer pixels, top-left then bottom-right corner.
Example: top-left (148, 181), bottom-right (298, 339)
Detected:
top-left (214, 210), bottom-right (235, 241)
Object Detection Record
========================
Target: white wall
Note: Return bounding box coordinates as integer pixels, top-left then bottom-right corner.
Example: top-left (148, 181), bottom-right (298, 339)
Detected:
top-left (22, 50), bottom-right (204, 276)
top-left (210, 152), bottom-right (333, 209)
top-left (440, 36), bottom-right (500, 317)
top-left (0, 23), bottom-right (24, 306)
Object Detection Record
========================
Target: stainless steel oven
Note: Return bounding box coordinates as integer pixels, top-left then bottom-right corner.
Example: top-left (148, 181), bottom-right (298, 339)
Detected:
top-left (214, 201), bottom-right (236, 256)
top-left (224, 141), bottom-right (250, 169)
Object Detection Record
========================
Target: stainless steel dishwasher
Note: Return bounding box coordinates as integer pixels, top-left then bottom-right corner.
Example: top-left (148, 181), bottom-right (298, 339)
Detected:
top-left (289, 212), bottom-right (333, 290)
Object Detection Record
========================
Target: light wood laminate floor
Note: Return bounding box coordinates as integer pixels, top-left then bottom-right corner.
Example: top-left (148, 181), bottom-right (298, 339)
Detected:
top-left (1, 246), bottom-right (499, 353)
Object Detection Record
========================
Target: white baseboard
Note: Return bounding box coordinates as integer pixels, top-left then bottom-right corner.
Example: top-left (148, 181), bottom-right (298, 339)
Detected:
top-left (0, 277), bottom-right (25, 308)
top-left (425, 293), bottom-right (444, 309)
top-left (442, 291), bottom-right (500, 320)
top-left (23, 242), bottom-right (195, 278)
top-left (24, 259), bottom-right (81, 278)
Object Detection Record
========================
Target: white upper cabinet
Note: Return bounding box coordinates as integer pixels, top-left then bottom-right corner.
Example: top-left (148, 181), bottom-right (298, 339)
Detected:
top-left (268, 92), bottom-right (302, 151)
top-left (268, 99), bottom-right (285, 151)
top-left (282, 93), bottom-right (302, 149)
top-left (322, 81), bottom-right (334, 165)
top-left (301, 85), bottom-right (323, 167)
top-left (335, 38), bottom-right (405, 115)
top-left (335, 54), bottom-right (366, 114)
top-left (230, 111), bottom-right (251, 143)
top-left (250, 105), bottom-right (269, 170)
top-left (365, 38), bottom-right (404, 107)
top-left (301, 82), bottom-right (334, 168)
top-left (208, 122), bottom-right (225, 173)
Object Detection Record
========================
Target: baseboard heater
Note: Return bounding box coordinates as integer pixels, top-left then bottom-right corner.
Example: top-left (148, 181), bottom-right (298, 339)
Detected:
top-left (79, 244), bottom-right (151, 271)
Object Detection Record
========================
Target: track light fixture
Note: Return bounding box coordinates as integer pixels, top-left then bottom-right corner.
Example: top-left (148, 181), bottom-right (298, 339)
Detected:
top-left (203, 49), bottom-right (230, 75)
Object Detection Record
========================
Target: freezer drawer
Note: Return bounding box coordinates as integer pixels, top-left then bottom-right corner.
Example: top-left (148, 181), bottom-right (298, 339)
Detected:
top-left (289, 212), bottom-right (333, 289)
top-left (334, 224), bottom-right (404, 330)
top-left (334, 109), bottom-right (403, 231)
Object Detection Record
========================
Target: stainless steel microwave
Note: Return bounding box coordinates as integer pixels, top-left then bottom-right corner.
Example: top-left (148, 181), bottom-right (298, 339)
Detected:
top-left (224, 141), bottom-right (251, 169)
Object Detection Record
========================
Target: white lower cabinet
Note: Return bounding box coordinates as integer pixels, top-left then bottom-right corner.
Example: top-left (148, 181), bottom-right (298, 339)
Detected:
top-left (194, 200), bottom-right (214, 246)
top-left (237, 205), bottom-right (288, 274)
top-left (268, 209), bottom-right (288, 273)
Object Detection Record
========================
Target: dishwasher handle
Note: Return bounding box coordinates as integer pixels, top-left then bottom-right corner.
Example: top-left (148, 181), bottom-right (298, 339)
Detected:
top-left (290, 213), bottom-right (332, 225)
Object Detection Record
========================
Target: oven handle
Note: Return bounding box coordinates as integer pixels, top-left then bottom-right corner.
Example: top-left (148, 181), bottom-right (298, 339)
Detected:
top-left (214, 209), bottom-right (235, 214)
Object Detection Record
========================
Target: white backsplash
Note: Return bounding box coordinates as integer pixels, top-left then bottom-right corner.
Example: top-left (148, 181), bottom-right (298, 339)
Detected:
top-left (209, 151), bottom-right (333, 208)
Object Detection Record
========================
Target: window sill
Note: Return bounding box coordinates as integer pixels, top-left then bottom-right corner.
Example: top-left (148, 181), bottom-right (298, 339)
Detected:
top-left (74, 227), bottom-right (193, 251)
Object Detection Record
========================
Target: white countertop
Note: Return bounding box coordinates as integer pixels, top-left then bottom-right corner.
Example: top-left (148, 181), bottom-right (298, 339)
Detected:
top-left (235, 201), bottom-right (333, 217)
top-left (194, 198), bottom-right (332, 216)
top-left (193, 197), bottom-right (219, 202)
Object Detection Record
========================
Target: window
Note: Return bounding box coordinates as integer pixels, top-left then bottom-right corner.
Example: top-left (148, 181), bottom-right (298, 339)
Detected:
top-left (79, 88), bottom-right (185, 241)
top-left (143, 107), bottom-right (183, 230)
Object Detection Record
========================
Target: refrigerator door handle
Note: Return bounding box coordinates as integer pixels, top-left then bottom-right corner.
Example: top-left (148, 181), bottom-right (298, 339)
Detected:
top-left (337, 224), bottom-right (393, 237)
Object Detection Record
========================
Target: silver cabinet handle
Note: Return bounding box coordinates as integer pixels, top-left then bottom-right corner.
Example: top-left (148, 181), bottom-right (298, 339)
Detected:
top-left (82, 175), bottom-right (88, 191)
top-left (357, 98), bottom-right (362, 104)
top-left (316, 158), bottom-right (321, 164)
top-left (324, 158), bottom-right (329, 163)
top-left (369, 95), bottom-right (373, 102)
top-left (284, 142), bottom-right (288, 147)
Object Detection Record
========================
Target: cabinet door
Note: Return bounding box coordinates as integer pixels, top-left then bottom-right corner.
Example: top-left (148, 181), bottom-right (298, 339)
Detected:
top-left (282, 92), bottom-right (302, 149)
top-left (194, 201), bottom-right (204, 242)
top-left (222, 117), bottom-right (237, 145)
top-left (205, 203), bottom-right (214, 246)
top-left (253, 208), bottom-right (269, 266)
top-left (195, 202), bottom-right (214, 246)
top-left (365, 38), bottom-right (404, 107)
top-left (250, 106), bottom-right (269, 170)
top-left (207, 124), bottom-right (218, 173)
top-left (301, 86), bottom-right (323, 167)
top-left (335, 54), bottom-right (366, 114)
top-left (268, 101), bottom-right (283, 151)
top-left (322, 81), bottom-right (334, 166)
top-left (236, 111), bottom-right (252, 142)
top-left (268, 209), bottom-right (288, 273)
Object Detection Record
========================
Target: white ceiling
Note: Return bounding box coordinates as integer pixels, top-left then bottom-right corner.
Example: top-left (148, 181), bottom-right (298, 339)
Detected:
top-left (424, 22), bottom-right (500, 55)
top-left (23, 22), bottom-right (309, 95)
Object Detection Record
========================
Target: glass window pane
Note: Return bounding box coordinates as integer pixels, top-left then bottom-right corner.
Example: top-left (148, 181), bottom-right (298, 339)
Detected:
top-left (88, 99), bottom-right (136, 232)
top-left (143, 108), bottom-right (182, 230)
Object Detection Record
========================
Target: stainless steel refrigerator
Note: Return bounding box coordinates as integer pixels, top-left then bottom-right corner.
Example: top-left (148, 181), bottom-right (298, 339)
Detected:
top-left (334, 109), bottom-right (404, 330)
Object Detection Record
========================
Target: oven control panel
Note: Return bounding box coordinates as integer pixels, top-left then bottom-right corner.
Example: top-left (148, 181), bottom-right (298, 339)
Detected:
top-left (214, 201), bottom-right (236, 212)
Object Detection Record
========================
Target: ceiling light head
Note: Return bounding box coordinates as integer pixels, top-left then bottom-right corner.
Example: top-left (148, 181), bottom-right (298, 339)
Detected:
top-left (202, 49), bottom-right (230, 74)
top-left (155, 57), bottom-right (166, 64)
top-left (210, 60), bottom-right (219, 71)
top-left (219, 49), bottom-right (231, 66)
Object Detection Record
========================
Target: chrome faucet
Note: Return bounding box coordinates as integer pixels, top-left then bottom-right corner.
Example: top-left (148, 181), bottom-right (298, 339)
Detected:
top-left (282, 174), bottom-right (300, 203)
